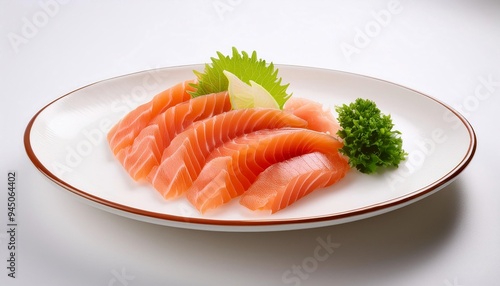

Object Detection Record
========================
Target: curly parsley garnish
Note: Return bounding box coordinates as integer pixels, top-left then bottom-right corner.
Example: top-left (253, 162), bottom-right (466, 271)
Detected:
top-left (189, 47), bottom-right (291, 109)
top-left (335, 98), bottom-right (407, 174)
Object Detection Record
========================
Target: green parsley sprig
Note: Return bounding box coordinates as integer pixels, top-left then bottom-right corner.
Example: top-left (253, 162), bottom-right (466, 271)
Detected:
top-left (335, 98), bottom-right (407, 174)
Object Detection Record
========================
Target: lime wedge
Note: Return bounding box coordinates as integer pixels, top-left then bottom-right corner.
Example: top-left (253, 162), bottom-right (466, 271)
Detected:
top-left (223, 70), bottom-right (279, 109)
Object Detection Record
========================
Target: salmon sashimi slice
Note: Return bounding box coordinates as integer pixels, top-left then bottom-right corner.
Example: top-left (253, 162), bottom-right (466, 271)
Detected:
top-left (284, 97), bottom-right (340, 137)
top-left (147, 109), bottom-right (309, 199)
top-left (239, 152), bottom-right (349, 213)
top-left (115, 91), bottom-right (231, 181)
top-left (186, 128), bottom-right (344, 213)
top-left (107, 80), bottom-right (195, 155)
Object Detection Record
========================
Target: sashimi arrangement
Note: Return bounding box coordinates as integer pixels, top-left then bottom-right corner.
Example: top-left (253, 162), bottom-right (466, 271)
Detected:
top-left (107, 47), bottom-right (407, 214)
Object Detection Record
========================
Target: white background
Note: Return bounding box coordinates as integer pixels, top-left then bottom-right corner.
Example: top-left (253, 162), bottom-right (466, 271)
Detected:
top-left (1, 0), bottom-right (499, 285)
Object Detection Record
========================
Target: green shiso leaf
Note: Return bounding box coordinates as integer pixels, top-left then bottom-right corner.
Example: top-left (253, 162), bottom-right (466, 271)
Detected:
top-left (189, 47), bottom-right (291, 109)
top-left (335, 98), bottom-right (407, 174)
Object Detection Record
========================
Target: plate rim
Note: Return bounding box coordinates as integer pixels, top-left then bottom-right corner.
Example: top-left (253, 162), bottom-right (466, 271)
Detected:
top-left (23, 64), bottom-right (477, 231)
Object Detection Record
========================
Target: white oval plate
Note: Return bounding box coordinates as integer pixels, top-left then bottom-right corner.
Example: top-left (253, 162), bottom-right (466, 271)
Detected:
top-left (24, 65), bottom-right (476, 232)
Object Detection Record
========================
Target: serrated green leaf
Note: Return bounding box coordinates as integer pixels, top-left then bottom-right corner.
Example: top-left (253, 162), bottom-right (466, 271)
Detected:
top-left (189, 47), bottom-right (291, 109)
